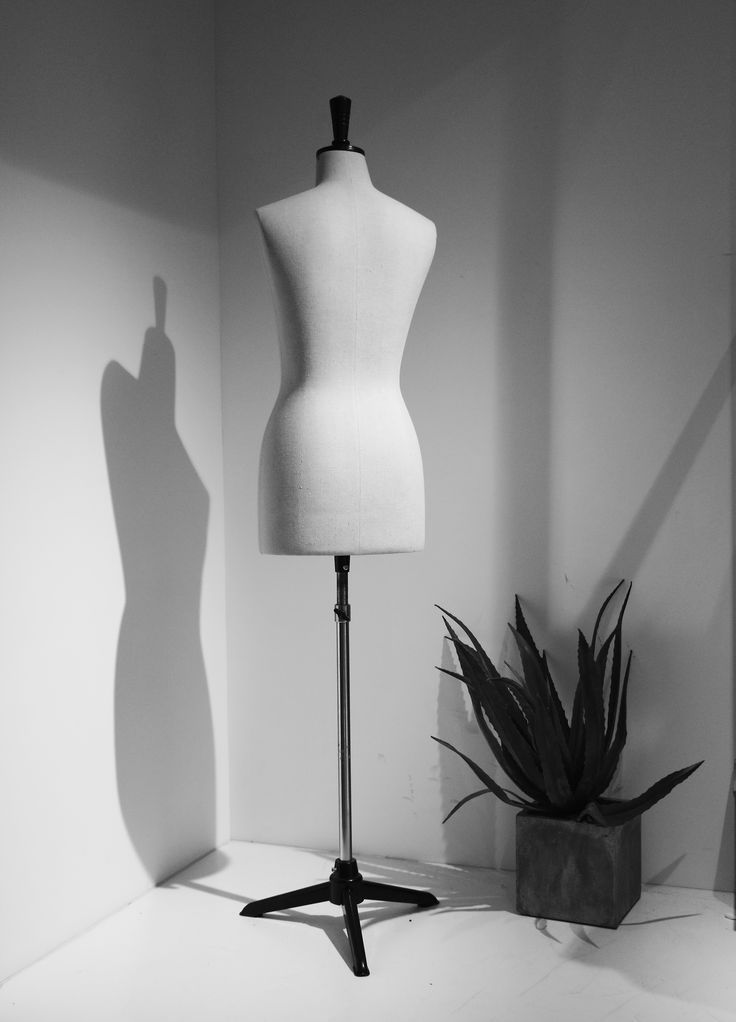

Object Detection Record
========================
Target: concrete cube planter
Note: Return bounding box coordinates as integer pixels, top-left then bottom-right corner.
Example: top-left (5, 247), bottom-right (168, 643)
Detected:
top-left (515, 810), bottom-right (641, 928)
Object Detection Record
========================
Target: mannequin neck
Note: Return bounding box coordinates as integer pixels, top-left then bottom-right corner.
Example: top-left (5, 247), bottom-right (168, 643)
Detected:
top-left (316, 149), bottom-right (372, 187)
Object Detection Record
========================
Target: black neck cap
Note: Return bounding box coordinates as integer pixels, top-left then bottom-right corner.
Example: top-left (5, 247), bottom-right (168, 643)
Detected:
top-left (316, 95), bottom-right (365, 157)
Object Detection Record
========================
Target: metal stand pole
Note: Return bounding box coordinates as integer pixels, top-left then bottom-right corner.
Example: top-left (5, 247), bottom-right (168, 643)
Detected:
top-left (334, 554), bottom-right (352, 862)
top-left (239, 556), bottom-right (438, 976)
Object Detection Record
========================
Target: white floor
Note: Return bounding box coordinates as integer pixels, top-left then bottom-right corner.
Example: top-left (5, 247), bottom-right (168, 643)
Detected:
top-left (1, 841), bottom-right (735, 1022)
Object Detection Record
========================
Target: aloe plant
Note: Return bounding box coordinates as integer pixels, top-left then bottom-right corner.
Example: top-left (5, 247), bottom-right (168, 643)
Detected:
top-left (434, 582), bottom-right (702, 826)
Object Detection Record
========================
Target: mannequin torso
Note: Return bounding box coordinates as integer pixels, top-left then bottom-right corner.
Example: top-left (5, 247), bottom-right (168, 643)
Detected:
top-left (257, 148), bottom-right (436, 554)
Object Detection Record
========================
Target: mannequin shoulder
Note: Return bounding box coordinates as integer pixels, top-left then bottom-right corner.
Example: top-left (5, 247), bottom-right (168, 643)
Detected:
top-left (256, 188), bottom-right (350, 253)
top-left (256, 186), bottom-right (331, 233)
top-left (374, 191), bottom-right (437, 253)
top-left (376, 189), bottom-right (435, 231)
top-left (255, 189), bottom-right (306, 228)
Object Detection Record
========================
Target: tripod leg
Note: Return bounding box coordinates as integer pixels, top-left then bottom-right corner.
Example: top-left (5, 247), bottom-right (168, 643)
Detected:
top-left (359, 880), bottom-right (439, 908)
top-left (240, 881), bottom-right (331, 917)
top-left (342, 886), bottom-right (370, 977)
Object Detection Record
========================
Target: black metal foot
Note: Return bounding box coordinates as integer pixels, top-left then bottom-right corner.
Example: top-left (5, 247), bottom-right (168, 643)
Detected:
top-left (240, 857), bottom-right (438, 977)
top-left (239, 881), bottom-right (330, 916)
top-left (342, 883), bottom-right (369, 976)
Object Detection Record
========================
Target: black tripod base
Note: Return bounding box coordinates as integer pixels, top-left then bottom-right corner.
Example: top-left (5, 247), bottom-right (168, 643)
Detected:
top-left (240, 857), bottom-right (439, 976)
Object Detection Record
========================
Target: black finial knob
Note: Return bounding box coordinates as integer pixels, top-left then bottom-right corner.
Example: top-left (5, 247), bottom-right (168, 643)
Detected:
top-left (316, 95), bottom-right (365, 157)
top-left (330, 96), bottom-right (351, 146)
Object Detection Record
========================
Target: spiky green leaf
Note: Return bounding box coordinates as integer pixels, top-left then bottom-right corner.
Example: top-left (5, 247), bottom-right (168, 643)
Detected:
top-left (596, 761), bottom-right (703, 825)
top-left (605, 584), bottom-right (632, 747)
top-left (591, 580), bottom-right (626, 651)
top-left (598, 650), bottom-right (632, 791)
top-left (571, 629), bottom-right (606, 805)
top-left (441, 666), bottom-right (546, 802)
top-left (438, 607), bottom-right (500, 679)
top-left (440, 788), bottom-right (493, 824)
top-left (431, 736), bottom-right (539, 812)
top-left (438, 612), bottom-right (547, 799)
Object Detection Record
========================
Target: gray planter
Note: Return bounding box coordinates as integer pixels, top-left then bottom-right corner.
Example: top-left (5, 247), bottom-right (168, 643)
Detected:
top-left (515, 810), bottom-right (641, 928)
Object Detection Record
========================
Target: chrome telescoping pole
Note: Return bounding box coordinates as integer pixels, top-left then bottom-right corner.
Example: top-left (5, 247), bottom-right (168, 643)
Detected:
top-left (334, 555), bottom-right (352, 863)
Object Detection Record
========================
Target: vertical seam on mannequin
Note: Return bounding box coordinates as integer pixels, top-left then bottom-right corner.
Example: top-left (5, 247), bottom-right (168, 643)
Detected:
top-left (350, 166), bottom-right (363, 552)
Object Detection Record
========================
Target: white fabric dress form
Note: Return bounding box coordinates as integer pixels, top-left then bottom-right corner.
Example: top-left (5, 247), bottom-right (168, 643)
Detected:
top-left (257, 145), bottom-right (436, 555)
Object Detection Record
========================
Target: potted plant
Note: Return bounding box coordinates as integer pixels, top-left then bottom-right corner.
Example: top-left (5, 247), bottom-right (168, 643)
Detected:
top-left (433, 581), bottom-right (702, 928)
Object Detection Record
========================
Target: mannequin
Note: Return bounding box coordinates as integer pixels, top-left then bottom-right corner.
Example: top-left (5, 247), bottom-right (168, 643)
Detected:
top-left (242, 98), bottom-right (438, 978)
top-left (257, 110), bottom-right (436, 554)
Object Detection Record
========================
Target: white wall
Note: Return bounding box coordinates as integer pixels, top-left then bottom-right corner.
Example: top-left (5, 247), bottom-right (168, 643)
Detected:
top-left (0, 1), bottom-right (228, 982)
top-left (218, 0), bottom-right (733, 891)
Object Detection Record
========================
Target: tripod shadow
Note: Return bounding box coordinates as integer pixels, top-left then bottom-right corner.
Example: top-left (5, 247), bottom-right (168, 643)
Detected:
top-left (248, 899), bottom-right (422, 974)
top-left (101, 277), bottom-right (216, 881)
top-left (342, 853), bottom-right (515, 915)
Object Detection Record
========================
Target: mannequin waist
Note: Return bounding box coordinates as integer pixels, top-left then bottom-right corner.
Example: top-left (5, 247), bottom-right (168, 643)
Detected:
top-left (264, 381), bottom-right (416, 443)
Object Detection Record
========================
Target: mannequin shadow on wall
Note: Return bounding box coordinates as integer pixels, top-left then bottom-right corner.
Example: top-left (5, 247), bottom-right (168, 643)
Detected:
top-left (101, 277), bottom-right (216, 881)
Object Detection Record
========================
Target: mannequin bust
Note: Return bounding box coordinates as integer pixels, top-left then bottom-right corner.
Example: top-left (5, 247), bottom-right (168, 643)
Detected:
top-left (257, 98), bottom-right (436, 555)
